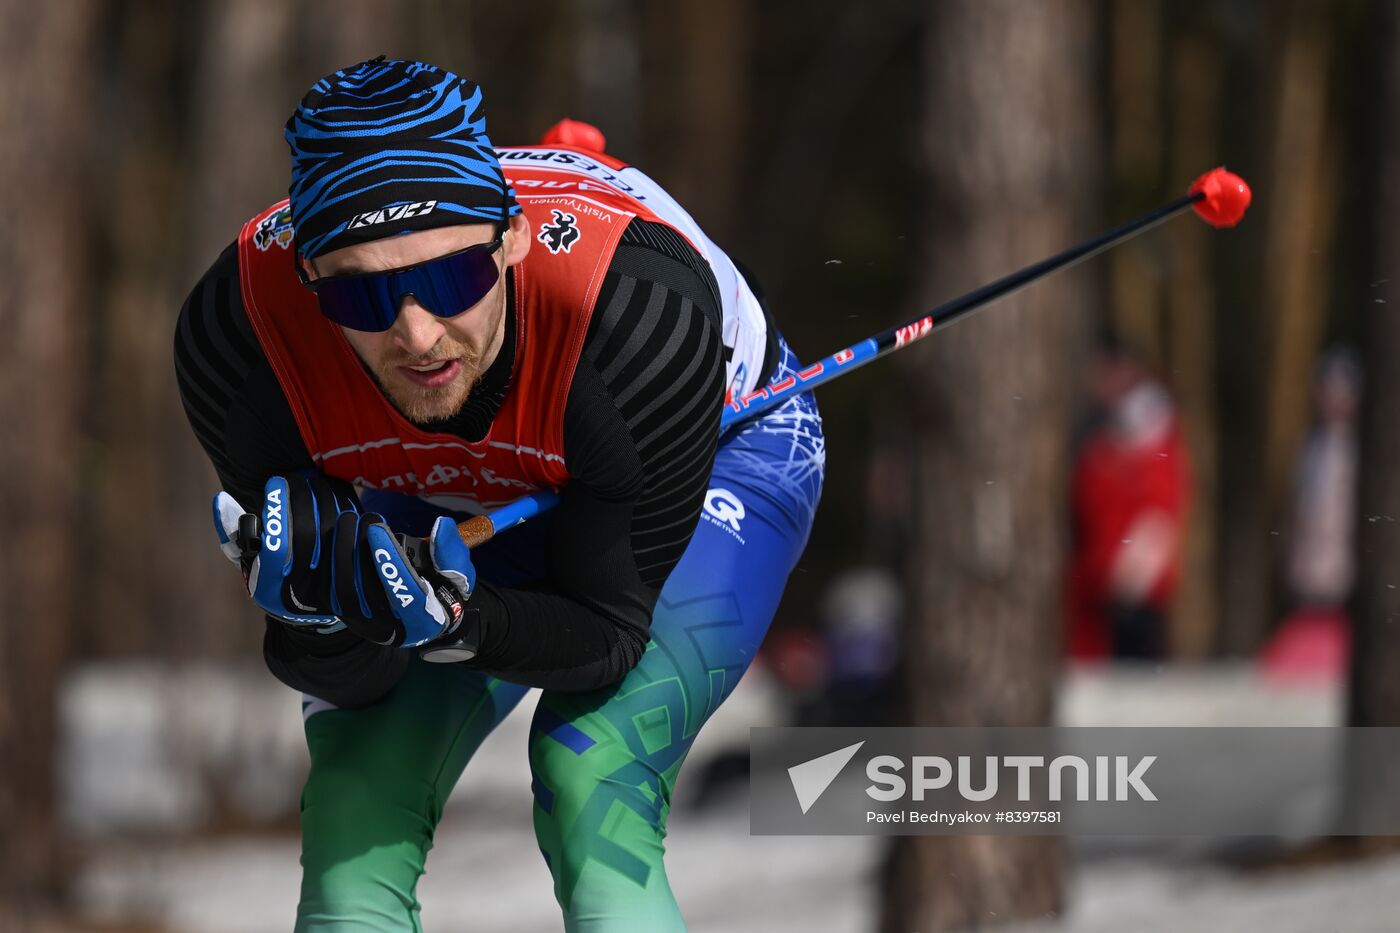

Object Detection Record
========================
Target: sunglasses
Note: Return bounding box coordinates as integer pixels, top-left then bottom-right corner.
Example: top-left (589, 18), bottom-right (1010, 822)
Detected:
top-left (298, 236), bottom-right (504, 333)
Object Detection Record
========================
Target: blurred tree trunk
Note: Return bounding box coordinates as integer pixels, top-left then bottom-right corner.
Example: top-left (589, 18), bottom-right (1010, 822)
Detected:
top-left (748, 0), bottom-right (922, 299)
top-left (573, 0), bottom-right (643, 157)
top-left (1106, 0), bottom-right (1166, 363)
top-left (641, 0), bottom-right (747, 238)
top-left (300, 0), bottom-right (409, 86)
top-left (1164, 23), bottom-right (1222, 659)
top-left (1218, 0), bottom-right (1336, 655)
top-left (879, 1), bottom-right (1095, 928)
top-left (1257, 0), bottom-right (1337, 634)
top-left (1344, 0), bottom-right (1400, 859)
top-left (1106, 2), bottom-right (1224, 659)
top-left (189, 0), bottom-right (299, 264)
top-left (89, 0), bottom-right (210, 658)
top-left (1352, 1), bottom-right (1400, 734)
top-left (0, 0), bottom-right (98, 916)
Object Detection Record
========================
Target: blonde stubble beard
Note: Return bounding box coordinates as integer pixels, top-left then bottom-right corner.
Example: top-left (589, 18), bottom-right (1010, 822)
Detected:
top-left (370, 281), bottom-right (508, 425)
top-left (374, 335), bottom-right (484, 425)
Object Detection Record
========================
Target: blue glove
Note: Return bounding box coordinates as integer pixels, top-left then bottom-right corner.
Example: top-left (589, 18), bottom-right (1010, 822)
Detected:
top-left (213, 474), bottom-right (360, 630)
top-left (332, 514), bottom-right (478, 650)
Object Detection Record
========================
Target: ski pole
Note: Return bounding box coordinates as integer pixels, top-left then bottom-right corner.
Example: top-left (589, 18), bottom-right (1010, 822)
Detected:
top-left (453, 167), bottom-right (1252, 548)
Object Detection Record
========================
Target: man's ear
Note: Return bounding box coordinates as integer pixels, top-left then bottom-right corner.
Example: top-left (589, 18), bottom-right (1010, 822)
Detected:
top-left (502, 213), bottom-right (532, 267)
top-left (299, 254), bottom-right (319, 282)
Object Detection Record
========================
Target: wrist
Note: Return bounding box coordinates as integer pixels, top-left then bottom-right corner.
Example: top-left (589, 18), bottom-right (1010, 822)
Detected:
top-left (419, 607), bottom-right (482, 663)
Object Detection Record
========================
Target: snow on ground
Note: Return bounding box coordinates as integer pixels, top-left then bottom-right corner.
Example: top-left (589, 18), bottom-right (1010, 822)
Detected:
top-left (67, 661), bottom-right (1393, 932)
top-left (1006, 852), bottom-right (1400, 933)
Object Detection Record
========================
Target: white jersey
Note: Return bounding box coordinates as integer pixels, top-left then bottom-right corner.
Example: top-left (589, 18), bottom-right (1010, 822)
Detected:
top-left (497, 146), bottom-right (772, 401)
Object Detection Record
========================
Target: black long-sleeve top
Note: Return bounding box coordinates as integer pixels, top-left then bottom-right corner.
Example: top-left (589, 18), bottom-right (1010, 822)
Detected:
top-left (174, 218), bottom-right (728, 705)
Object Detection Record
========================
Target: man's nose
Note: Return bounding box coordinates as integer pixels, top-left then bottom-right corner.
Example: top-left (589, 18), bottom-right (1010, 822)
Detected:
top-left (392, 297), bottom-right (444, 356)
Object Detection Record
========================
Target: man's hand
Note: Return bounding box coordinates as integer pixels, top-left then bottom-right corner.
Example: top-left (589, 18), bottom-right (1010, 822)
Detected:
top-left (333, 514), bottom-right (478, 651)
top-left (213, 474), bottom-right (360, 630)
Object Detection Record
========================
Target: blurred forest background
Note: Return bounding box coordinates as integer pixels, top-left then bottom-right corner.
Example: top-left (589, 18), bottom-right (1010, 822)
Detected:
top-left (6, 0), bottom-right (1400, 930)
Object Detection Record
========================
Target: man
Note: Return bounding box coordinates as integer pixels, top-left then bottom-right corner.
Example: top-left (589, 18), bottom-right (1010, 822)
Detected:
top-left (174, 57), bottom-right (824, 931)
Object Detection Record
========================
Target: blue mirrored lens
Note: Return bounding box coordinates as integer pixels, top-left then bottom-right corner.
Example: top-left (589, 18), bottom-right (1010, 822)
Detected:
top-left (313, 274), bottom-right (399, 332)
top-left (313, 240), bottom-right (503, 332)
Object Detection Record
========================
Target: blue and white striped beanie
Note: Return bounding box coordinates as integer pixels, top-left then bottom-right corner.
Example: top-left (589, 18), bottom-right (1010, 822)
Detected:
top-left (285, 56), bottom-right (520, 259)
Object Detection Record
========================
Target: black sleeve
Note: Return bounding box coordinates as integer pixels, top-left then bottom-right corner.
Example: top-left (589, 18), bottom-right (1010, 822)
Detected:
top-left (462, 219), bottom-right (725, 690)
top-left (174, 243), bottom-right (410, 706)
top-left (174, 243), bottom-right (311, 508)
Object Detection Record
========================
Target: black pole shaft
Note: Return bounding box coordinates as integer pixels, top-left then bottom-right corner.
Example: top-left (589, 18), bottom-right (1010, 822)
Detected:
top-left (469, 189), bottom-right (1211, 543)
top-left (867, 192), bottom-right (1204, 354)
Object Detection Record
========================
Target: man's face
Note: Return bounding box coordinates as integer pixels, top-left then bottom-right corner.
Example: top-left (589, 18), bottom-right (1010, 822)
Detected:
top-left (307, 216), bottom-right (531, 424)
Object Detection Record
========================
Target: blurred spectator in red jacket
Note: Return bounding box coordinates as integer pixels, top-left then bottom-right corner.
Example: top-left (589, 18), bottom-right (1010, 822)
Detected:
top-left (1066, 342), bottom-right (1191, 660)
